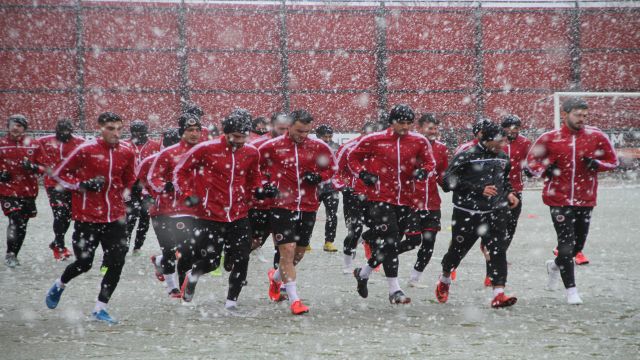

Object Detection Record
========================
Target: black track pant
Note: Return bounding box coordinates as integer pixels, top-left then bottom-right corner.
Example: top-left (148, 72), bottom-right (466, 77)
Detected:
top-left (2, 197), bottom-right (36, 257)
top-left (442, 208), bottom-right (510, 287)
top-left (365, 202), bottom-right (419, 278)
top-left (413, 210), bottom-right (441, 273)
top-left (191, 218), bottom-right (251, 301)
top-left (342, 189), bottom-right (366, 256)
top-left (319, 191), bottom-right (340, 243)
top-left (167, 216), bottom-right (197, 286)
top-left (505, 193), bottom-right (523, 250)
top-left (46, 187), bottom-right (72, 249)
top-left (248, 209), bottom-right (280, 268)
top-left (151, 215), bottom-right (190, 277)
top-left (60, 221), bottom-right (128, 303)
top-left (125, 194), bottom-right (153, 250)
top-left (550, 206), bottom-right (593, 289)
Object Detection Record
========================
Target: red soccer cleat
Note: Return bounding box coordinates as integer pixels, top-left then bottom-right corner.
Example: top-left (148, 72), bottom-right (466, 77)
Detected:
top-left (61, 247), bottom-right (72, 259)
top-left (290, 299), bottom-right (309, 315)
top-left (268, 268), bottom-right (283, 302)
top-left (491, 293), bottom-right (518, 308)
top-left (49, 244), bottom-right (63, 261)
top-left (484, 276), bottom-right (492, 287)
top-left (435, 281), bottom-right (450, 303)
top-left (150, 255), bottom-right (165, 282)
top-left (575, 252), bottom-right (590, 265)
top-left (451, 269), bottom-right (457, 281)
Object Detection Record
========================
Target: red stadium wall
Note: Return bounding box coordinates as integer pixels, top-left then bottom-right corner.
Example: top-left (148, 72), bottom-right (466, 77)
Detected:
top-left (0, 1), bottom-right (638, 133)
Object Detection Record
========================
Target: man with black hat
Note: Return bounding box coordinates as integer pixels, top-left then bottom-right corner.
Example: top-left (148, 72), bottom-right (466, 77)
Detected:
top-left (173, 110), bottom-right (264, 310)
top-left (527, 97), bottom-right (617, 305)
top-left (315, 124), bottom-right (341, 253)
top-left (147, 114), bottom-right (202, 297)
top-left (435, 121), bottom-right (520, 308)
top-left (0, 114), bottom-right (47, 268)
top-left (348, 104), bottom-right (434, 305)
top-left (45, 112), bottom-right (136, 324)
top-left (37, 118), bottom-right (86, 260)
top-left (454, 118), bottom-right (492, 155)
top-left (124, 120), bottom-right (161, 255)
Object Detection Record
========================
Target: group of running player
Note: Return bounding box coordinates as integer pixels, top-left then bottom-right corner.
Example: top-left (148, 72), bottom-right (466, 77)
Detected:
top-left (0, 97), bottom-right (617, 324)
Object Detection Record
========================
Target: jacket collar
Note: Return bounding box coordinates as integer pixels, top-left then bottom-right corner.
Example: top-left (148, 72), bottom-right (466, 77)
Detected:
top-left (97, 138), bottom-right (120, 149)
top-left (560, 123), bottom-right (584, 137)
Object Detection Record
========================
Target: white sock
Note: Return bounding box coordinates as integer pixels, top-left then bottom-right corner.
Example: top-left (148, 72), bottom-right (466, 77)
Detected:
top-left (440, 274), bottom-right (451, 285)
top-left (343, 254), bottom-right (353, 268)
top-left (285, 282), bottom-right (299, 302)
top-left (273, 268), bottom-right (282, 282)
top-left (55, 278), bottom-right (66, 289)
top-left (225, 299), bottom-right (237, 309)
top-left (93, 300), bottom-right (108, 313)
top-left (410, 268), bottom-right (422, 282)
top-left (165, 273), bottom-right (177, 291)
top-left (359, 264), bottom-right (374, 279)
top-left (493, 287), bottom-right (505, 297)
top-left (155, 255), bottom-right (163, 267)
top-left (566, 287), bottom-right (578, 296)
top-left (387, 277), bottom-right (401, 294)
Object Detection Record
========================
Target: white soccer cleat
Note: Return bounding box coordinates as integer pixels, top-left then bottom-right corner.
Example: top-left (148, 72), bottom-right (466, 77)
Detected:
top-left (546, 260), bottom-right (560, 291)
top-left (567, 290), bottom-right (583, 305)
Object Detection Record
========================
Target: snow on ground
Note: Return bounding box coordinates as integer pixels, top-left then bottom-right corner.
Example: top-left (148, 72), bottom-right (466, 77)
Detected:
top-left (1, 187), bottom-right (639, 359)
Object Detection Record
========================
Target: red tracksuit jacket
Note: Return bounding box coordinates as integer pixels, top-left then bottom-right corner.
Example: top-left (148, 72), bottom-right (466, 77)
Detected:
top-left (258, 133), bottom-right (336, 212)
top-left (347, 128), bottom-right (435, 206)
top-left (147, 140), bottom-right (198, 217)
top-left (503, 134), bottom-right (532, 193)
top-left (0, 135), bottom-right (47, 198)
top-left (249, 133), bottom-right (276, 211)
top-left (174, 135), bottom-right (262, 222)
top-left (53, 139), bottom-right (136, 223)
top-left (454, 138), bottom-right (478, 155)
top-left (527, 125), bottom-right (618, 207)
top-left (124, 139), bottom-right (161, 165)
top-left (412, 139), bottom-right (448, 211)
top-left (38, 134), bottom-right (85, 189)
top-left (335, 136), bottom-right (362, 190)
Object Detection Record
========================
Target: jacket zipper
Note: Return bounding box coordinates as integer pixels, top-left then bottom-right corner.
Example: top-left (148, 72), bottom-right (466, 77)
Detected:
top-left (227, 151), bottom-right (235, 221)
top-left (294, 143), bottom-right (301, 212)
top-left (570, 135), bottom-right (576, 205)
top-left (396, 137), bottom-right (402, 204)
top-left (106, 148), bottom-right (113, 222)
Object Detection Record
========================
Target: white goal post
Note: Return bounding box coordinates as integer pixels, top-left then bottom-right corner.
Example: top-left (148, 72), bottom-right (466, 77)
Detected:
top-left (553, 92), bottom-right (640, 130)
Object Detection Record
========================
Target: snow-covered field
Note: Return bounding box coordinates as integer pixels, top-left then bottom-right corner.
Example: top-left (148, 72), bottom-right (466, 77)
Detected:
top-left (1, 186), bottom-right (639, 359)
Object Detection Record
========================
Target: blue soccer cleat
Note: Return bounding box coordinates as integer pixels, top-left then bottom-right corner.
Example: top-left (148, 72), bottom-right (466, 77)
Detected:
top-left (45, 282), bottom-right (64, 309)
top-left (92, 309), bottom-right (118, 325)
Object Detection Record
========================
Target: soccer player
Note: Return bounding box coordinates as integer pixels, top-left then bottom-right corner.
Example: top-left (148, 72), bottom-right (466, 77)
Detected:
top-left (45, 112), bottom-right (136, 324)
top-left (527, 97), bottom-right (617, 305)
top-left (260, 110), bottom-right (336, 314)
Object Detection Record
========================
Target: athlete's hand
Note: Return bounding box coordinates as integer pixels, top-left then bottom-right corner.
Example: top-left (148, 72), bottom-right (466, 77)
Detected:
top-left (256, 183), bottom-right (278, 199)
top-left (359, 171), bottom-right (378, 186)
top-left (0, 170), bottom-right (10, 182)
top-left (413, 168), bottom-right (429, 181)
top-left (301, 171), bottom-right (323, 185)
top-left (184, 195), bottom-right (200, 207)
top-left (507, 192), bottom-right (520, 209)
top-left (523, 168), bottom-right (534, 178)
top-left (482, 185), bottom-right (498, 197)
top-left (163, 181), bottom-right (175, 193)
top-left (22, 159), bottom-right (40, 173)
top-left (79, 176), bottom-right (105, 192)
top-left (544, 163), bottom-right (558, 178)
top-left (583, 157), bottom-right (599, 171)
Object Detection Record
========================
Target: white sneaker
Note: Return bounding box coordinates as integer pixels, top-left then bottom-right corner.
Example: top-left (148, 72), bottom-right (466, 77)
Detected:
top-left (408, 278), bottom-right (427, 289)
top-left (546, 260), bottom-right (560, 290)
top-left (567, 290), bottom-right (583, 305)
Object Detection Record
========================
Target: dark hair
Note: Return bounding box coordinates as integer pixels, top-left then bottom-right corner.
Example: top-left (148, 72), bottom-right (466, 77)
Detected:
top-left (501, 114), bottom-right (522, 128)
top-left (270, 112), bottom-right (291, 125)
top-left (97, 112), bottom-right (122, 125)
top-left (183, 101), bottom-right (204, 118)
top-left (480, 122), bottom-right (504, 142)
top-left (388, 104), bottom-right (415, 123)
top-left (472, 118), bottom-right (492, 135)
top-left (562, 97), bottom-right (588, 113)
top-left (290, 109), bottom-right (313, 124)
top-left (252, 117), bottom-right (267, 130)
top-left (315, 124), bottom-right (334, 136)
top-left (417, 113), bottom-right (439, 126)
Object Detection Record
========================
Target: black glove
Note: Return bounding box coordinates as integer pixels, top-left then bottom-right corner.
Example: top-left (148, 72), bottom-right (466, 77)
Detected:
top-left (359, 171), bottom-right (378, 186)
top-left (543, 163), bottom-right (558, 179)
top-left (583, 157), bottom-right (599, 171)
top-left (255, 183), bottom-right (278, 200)
top-left (130, 181), bottom-right (143, 197)
top-left (184, 195), bottom-right (200, 207)
top-left (413, 168), bottom-right (429, 181)
top-left (79, 176), bottom-right (105, 192)
top-left (163, 181), bottom-right (175, 193)
top-left (0, 171), bottom-right (10, 183)
top-left (302, 171), bottom-right (323, 185)
top-left (22, 159), bottom-right (40, 173)
top-left (523, 168), bottom-right (534, 178)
